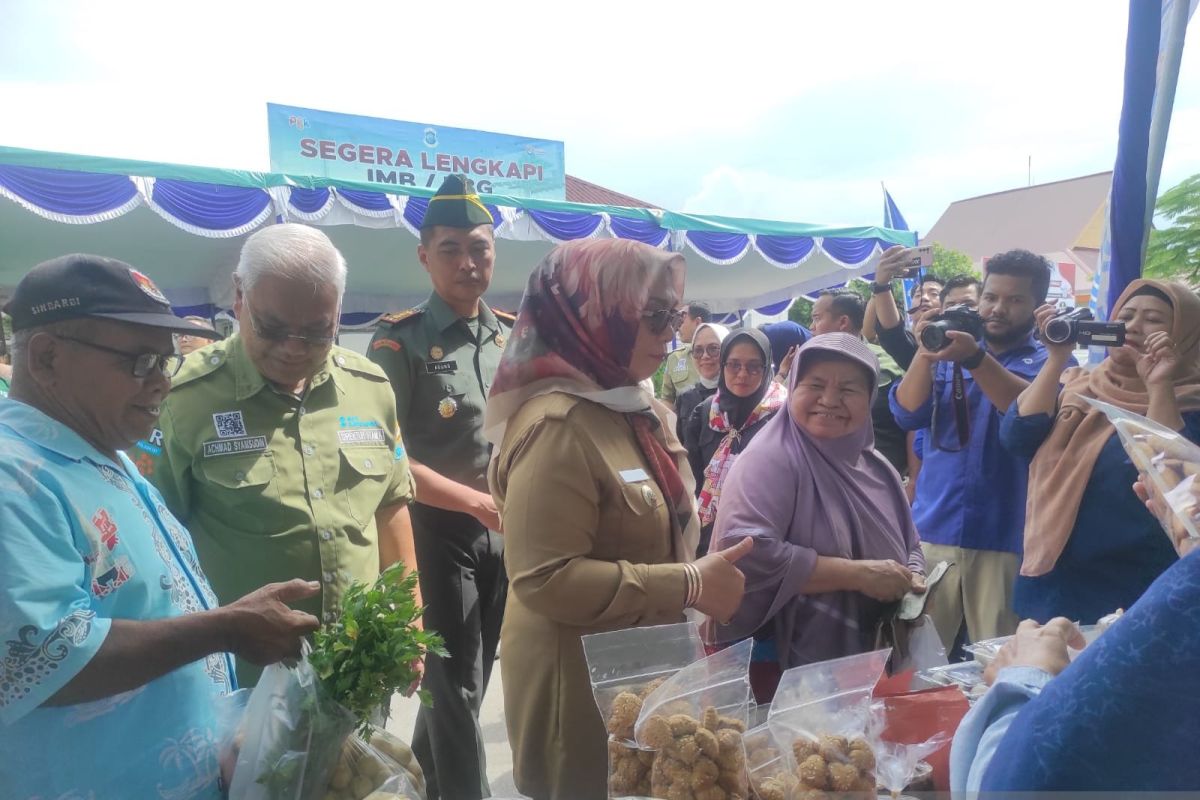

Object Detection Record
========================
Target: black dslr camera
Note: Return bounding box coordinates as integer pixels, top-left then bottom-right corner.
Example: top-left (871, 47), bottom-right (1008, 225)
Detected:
top-left (1043, 307), bottom-right (1126, 347)
top-left (920, 304), bottom-right (985, 352)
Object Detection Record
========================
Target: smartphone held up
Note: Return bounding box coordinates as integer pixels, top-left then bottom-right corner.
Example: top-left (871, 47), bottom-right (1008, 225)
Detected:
top-left (903, 245), bottom-right (934, 278)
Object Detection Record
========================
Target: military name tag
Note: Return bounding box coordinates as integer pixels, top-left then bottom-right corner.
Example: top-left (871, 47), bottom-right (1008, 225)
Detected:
top-left (425, 360), bottom-right (458, 375)
top-left (337, 429), bottom-right (386, 446)
top-left (203, 436), bottom-right (268, 457)
top-left (619, 468), bottom-right (650, 483)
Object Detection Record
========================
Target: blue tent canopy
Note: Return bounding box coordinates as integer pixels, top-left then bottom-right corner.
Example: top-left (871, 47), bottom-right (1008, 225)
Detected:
top-left (0, 146), bottom-right (915, 324)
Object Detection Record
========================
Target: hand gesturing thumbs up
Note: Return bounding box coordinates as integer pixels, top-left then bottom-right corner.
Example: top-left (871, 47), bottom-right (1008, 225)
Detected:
top-left (692, 536), bottom-right (753, 624)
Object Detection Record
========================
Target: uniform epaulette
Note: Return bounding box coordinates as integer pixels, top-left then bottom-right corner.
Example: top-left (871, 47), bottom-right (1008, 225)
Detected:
top-left (493, 308), bottom-right (518, 324)
top-left (172, 344), bottom-right (228, 386)
top-left (331, 345), bottom-right (388, 380)
top-left (379, 308), bottom-right (423, 326)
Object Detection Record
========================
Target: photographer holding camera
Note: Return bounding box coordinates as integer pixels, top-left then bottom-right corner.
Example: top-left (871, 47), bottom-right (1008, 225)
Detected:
top-left (999, 279), bottom-right (1200, 625)
top-left (891, 250), bottom-right (1069, 650)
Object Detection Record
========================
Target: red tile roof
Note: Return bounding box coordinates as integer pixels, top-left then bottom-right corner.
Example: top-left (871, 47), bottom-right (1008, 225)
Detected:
top-left (565, 175), bottom-right (656, 208)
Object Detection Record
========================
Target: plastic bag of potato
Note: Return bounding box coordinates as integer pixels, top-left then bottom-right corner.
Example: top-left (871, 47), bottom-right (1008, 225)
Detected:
top-left (322, 726), bottom-right (424, 800)
top-left (1087, 397), bottom-right (1200, 545)
top-left (229, 653), bottom-right (358, 800)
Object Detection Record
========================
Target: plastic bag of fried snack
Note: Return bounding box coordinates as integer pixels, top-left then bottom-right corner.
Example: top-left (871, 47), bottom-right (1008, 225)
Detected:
top-left (1087, 397), bottom-right (1200, 544)
top-left (766, 649), bottom-right (891, 797)
top-left (582, 623), bottom-right (706, 797)
top-left (631, 639), bottom-right (755, 799)
top-left (584, 623), bottom-right (707, 746)
top-left (744, 722), bottom-right (797, 800)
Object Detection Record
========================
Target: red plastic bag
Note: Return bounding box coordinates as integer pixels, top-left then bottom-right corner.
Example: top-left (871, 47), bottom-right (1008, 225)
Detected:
top-left (872, 682), bottom-right (968, 791)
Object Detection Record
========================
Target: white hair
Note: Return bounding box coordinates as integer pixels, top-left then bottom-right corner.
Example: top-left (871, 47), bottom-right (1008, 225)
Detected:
top-left (235, 224), bottom-right (347, 297)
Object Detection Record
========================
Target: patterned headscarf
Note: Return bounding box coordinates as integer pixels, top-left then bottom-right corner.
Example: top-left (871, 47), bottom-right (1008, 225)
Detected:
top-left (485, 239), bottom-right (700, 559)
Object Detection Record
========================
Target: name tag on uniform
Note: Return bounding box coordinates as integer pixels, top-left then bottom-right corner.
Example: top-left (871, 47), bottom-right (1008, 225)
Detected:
top-left (619, 468), bottom-right (650, 483)
top-left (425, 360), bottom-right (458, 375)
top-left (338, 429), bottom-right (386, 446)
top-left (202, 436), bottom-right (268, 457)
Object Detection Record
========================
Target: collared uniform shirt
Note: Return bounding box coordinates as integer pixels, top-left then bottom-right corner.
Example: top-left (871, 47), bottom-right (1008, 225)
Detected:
top-left (888, 335), bottom-right (1071, 554)
top-left (660, 343), bottom-right (700, 404)
top-left (0, 399), bottom-right (233, 800)
top-left (367, 292), bottom-right (511, 492)
top-left (140, 335), bottom-right (414, 650)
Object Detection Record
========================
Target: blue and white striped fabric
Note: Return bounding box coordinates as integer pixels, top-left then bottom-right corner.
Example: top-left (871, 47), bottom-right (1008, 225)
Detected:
top-left (1089, 0), bottom-right (1197, 363)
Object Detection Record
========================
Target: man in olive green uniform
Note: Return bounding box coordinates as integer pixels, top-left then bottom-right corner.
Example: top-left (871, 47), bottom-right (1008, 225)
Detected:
top-left (368, 175), bottom-right (509, 800)
top-left (658, 301), bottom-right (710, 404)
top-left (137, 224), bottom-right (418, 687)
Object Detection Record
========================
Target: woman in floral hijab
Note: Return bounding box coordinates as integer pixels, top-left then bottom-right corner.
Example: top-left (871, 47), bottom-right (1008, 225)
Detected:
top-left (485, 239), bottom-right (751, 800)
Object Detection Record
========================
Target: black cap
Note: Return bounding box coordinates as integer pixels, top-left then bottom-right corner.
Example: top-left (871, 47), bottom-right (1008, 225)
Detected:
top-left (420, 174), bottom-right (495, 231)
top-left (3, 254), bottom-right (221, 338)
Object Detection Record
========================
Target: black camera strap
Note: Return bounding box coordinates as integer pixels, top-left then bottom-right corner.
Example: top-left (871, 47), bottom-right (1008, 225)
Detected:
top-left (952, 364), bottom-right (971, 447)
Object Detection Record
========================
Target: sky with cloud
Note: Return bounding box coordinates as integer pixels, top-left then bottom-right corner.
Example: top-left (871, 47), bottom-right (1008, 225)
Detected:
top-left (1, 0), bottom-right (1197, 235)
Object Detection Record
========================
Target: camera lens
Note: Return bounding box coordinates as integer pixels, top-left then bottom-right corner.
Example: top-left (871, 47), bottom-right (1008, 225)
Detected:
top-left (1044, 317), bottom-right (1074, 345)
top-left (921, 324), bottom-right (949, 351)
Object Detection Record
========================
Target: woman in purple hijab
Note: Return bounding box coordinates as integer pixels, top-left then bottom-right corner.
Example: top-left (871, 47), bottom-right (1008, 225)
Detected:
top-left (709, 332), bottom-right (925, 700)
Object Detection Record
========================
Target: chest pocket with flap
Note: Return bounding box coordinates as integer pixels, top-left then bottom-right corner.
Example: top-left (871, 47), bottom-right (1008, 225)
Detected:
top-left (200, 452), bottom-right (279, 507)
top-left (338, 448), bottom-right (393, 527)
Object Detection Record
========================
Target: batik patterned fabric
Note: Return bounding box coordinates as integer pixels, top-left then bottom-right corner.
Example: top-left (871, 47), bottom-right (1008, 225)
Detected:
top-left (696, 380), bottom-right (787, 528)
top-left (0, 399), bottom-right (233, 800)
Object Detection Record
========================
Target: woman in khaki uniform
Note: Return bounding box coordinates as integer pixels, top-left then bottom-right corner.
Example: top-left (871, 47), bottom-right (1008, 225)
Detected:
top-left (485, 239), bottom-right (752, 800)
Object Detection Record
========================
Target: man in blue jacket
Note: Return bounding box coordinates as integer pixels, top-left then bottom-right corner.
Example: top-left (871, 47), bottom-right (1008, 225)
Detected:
top-left (890, 249), bottom-right (1074, 648)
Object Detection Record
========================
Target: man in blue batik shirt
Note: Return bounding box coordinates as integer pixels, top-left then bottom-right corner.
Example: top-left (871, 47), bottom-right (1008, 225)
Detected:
top-left (0, 255), bottom-right (321, 800)
top-left (890, 250), bottom-right (1075, 649)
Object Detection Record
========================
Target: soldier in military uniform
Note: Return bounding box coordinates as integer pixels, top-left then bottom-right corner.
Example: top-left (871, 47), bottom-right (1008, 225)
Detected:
top-left (137, 224), bottom-right (418, 688)
top-left (368, 175), bottom-right (509, 800)
top-left (658, 301), bottom-right (710, 404)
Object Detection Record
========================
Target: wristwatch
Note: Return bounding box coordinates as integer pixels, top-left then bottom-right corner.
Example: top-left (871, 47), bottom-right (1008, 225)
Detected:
top-left (871, 282), bottom-right (894, 294)
top-left (961, 347), bottom-right (986, 370)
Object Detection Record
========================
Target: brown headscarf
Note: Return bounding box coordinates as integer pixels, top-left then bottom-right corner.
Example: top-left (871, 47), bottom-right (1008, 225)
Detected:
top-left (1021, 279), bottom-right (1200, 576)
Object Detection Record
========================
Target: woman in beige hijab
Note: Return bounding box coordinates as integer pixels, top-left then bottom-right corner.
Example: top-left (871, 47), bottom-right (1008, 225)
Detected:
top-left (999, 279), bottom-right (1200, 624)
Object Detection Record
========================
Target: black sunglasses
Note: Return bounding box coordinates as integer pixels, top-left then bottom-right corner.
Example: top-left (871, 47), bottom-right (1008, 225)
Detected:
top-left (641, 308), bottom-right (685, 334)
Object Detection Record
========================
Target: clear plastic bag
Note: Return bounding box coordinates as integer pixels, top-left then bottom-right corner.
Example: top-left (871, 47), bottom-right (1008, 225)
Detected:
top-left (892, 615), bottom-right (947, 675)
top-left (767, 649), bottom-right (891, 796)
top-left (1086, 397), bottom-right (1200, 544)
top-left (874, 732), bottom-right (949, 798)
top-left (633, 639), bottom-right (755, 799)
top-left (914, 661), bottom-right (985, 691)
top-left (583, 622), bottom-right (706, 746)
top-left (216, 688), bottom-right (252, 793)
top-left (324, 726), bottom-right (425, 800)
top-left (744, 722), bottom-right (796, 800)
top-left (583, 623), bottom-right (706, 798)
top-left (965, 623), bottom-right (1110, 668)
top-left (228, 653), bottom-right (357, 800)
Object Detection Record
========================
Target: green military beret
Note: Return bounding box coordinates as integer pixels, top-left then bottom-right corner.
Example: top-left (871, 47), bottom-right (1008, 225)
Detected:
top-left (421, 174), bottom-right (495, 231)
